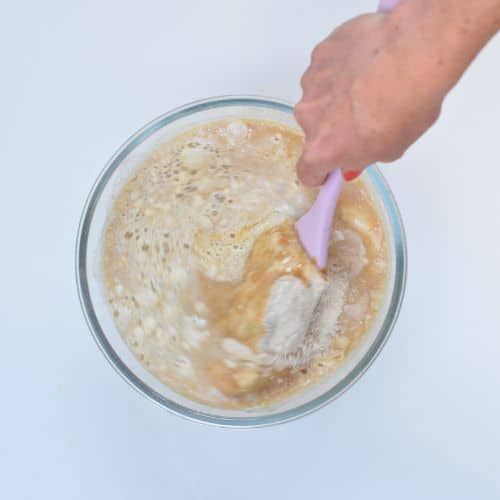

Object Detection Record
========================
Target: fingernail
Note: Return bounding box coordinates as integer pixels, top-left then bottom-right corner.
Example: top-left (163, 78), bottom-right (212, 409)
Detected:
top-left (343, 169), bottom-right (362, 182)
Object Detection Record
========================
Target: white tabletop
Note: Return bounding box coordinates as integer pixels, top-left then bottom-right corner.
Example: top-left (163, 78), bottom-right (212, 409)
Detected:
top-left (2, 1), bottom-right (499, 498)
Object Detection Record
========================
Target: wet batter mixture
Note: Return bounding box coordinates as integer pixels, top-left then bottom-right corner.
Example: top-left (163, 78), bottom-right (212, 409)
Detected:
top-left (103, 119), bottom-right (388, 409)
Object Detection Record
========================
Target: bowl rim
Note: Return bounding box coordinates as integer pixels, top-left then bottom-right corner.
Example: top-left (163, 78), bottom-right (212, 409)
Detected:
top-left (75, 94), bottom-right (407, 428)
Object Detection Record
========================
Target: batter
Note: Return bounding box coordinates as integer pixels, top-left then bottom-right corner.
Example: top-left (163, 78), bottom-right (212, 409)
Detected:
top-left (102, 118), bottom-right (388, 408)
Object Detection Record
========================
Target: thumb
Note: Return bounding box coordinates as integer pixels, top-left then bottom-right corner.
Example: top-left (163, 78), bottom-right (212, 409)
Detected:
top-left (296, 152), bottom-right (333, 187)
top-left (297, 130), bottom-right (353, 186)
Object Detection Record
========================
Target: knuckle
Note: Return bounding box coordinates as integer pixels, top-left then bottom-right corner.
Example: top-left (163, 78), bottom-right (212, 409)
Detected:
top-left (428, 104), bottom-right (442, 126)
top-left (310, 44), bottom-right (324, 64)
top-left (299, 71), bottom-right (312, 90)
top-left (293, 102), bottom-right (310, 125)
top-left (378, 146), bottom-right (404, 163)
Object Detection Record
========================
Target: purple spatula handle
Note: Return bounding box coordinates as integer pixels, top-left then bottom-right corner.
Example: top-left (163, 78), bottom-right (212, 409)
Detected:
top-left (378, 0), bottom-right (401, 13)
top-left (295, 0), bottom-right (400, 269)
top-left (295, 169), bottom-right (344, 269)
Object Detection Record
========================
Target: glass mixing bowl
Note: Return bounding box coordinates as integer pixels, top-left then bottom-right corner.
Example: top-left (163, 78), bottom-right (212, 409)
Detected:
top-left (76, 95), bottom-right (407, 427)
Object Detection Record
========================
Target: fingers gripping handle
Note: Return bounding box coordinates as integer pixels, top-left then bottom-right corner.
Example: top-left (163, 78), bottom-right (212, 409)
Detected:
top-left (295, 0), bottom-right (401, 269)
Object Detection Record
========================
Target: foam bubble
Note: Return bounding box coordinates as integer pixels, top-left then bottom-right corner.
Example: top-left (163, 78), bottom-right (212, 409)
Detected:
top-left (226, 120), bottom-right (248, 144)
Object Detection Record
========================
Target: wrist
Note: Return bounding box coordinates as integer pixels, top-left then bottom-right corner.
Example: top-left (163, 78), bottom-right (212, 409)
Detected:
top-left (383, 0), bottom-right (499, 95)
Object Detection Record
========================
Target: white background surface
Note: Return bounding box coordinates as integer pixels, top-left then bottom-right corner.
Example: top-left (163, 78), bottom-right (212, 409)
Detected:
top-left (2, 1), bottom-right (499, 498)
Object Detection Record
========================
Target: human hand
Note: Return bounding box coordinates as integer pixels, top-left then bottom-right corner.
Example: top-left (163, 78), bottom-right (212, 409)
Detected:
top-left (295, 0), bottom-right (499, 186)
top-left (295, 10), bottom-right (443, 185)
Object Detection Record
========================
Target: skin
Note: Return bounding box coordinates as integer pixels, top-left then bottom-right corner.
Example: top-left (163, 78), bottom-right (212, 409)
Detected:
top-left (295, 0), bottom-right (500, 186)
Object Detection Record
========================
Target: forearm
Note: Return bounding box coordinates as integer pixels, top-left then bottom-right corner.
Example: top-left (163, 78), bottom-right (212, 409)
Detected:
top-left (387, 0), bottom-right (500, 96)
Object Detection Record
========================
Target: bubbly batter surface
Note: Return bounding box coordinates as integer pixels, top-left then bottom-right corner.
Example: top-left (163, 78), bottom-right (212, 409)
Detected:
top-left (103, 119), bottom-right (388, 408)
